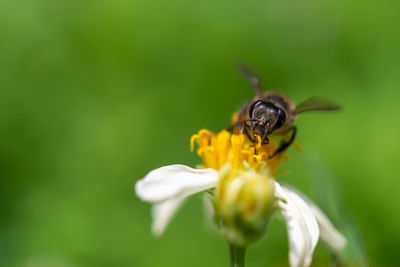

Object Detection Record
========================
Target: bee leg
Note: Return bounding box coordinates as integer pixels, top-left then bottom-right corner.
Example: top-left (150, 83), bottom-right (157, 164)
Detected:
top-left (261, 131), bottom-right (270, 145)
top-left (226, 125), bottom-right (235, 132)
top-left (269, 126), bottom-right (297, 158)
top-left (243, 123), bottom-right (257, 143)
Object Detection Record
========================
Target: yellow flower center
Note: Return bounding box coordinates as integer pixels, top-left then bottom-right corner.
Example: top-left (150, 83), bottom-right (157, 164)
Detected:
top-left (190, 129), bottom-right (285, 175)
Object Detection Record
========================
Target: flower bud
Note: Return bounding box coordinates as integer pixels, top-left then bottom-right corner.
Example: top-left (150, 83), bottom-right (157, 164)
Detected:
top-left (214, 165), bottom-right (275, 246)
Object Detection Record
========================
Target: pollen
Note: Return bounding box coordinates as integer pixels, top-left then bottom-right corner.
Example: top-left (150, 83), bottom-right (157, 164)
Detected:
top-left (190, 129), bottom-right (286, 175)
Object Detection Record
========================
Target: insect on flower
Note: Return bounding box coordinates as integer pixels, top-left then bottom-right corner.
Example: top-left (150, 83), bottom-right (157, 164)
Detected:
top-left (232, 63), bottom-right (340, 158)
top-left (135, 65), bottom-right (346, 267)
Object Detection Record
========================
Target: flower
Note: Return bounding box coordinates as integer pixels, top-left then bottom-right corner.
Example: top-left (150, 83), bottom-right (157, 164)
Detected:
top-left (214, 165), bottom-right (276, 246)
top-left (135, 129), bottom-right (346, 267)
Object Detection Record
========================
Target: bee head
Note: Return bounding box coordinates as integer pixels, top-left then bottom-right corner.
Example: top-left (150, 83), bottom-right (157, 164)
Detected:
top-left (249, 100), bottom-right (286, 141)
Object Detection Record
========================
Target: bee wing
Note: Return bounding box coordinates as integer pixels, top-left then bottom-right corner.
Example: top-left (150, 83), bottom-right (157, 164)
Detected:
top-left (236, 62), bottom-right (264, 96)
top-left (295, 97), bottom-right (341, 114)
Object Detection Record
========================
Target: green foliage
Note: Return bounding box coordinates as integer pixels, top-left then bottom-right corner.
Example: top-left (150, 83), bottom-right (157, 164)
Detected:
top-left (0, 0), bottom-right (399, 266)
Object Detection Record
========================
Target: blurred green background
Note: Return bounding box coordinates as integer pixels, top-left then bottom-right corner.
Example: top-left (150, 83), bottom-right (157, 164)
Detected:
top-left (1, 0), bottom-right (399, 266)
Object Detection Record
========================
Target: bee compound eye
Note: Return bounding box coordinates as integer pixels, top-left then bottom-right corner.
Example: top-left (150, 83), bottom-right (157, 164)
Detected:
top-left (273, 108), bottom-right (286, 130)
top-left (249, 100), bottom-right (266, 117)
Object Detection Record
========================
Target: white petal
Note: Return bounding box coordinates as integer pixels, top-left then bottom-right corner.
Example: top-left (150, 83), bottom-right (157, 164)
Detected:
top-left (151, 196), bottom-right (185, 236)
top-left (136, 164), bottom-right (219, 236)
top-left (274, 182), bottom-right (319, 267)
top-left (135, 164), bottom-right (219, 203)
top-left (286, 187), bottom-right (347, 253)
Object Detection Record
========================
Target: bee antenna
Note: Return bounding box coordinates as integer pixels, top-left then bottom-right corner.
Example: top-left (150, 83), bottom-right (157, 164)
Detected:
top-left (243, 118), bottom-right (257, 132)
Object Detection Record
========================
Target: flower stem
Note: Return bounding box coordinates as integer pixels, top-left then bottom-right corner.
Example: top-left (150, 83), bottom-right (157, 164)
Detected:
top-left (229, 243), bottom-right (246, 267)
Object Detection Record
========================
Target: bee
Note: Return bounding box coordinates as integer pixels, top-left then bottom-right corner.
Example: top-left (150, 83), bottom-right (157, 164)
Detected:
top-left (231, 63), bottom-right (340, 158)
